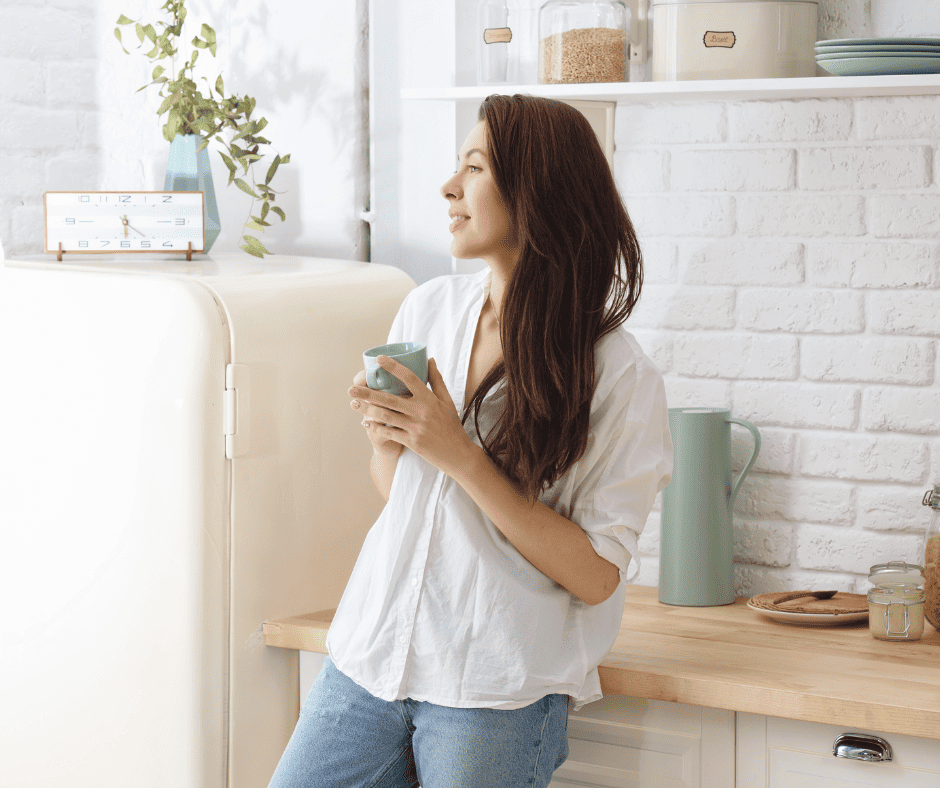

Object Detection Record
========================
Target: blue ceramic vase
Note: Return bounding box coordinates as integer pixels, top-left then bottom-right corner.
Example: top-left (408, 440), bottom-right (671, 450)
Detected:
top-left (164, 133), bottom-right (221, 253)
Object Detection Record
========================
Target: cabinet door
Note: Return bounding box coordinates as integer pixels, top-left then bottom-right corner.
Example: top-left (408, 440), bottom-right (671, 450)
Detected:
top-left (737, 713), bottom-right (940, 788)
top-left (550, 696), bottom-right (734, 788)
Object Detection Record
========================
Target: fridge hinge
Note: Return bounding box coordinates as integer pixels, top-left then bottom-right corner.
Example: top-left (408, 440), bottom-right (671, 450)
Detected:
top-left (224, 363), bottom-right (251, 459)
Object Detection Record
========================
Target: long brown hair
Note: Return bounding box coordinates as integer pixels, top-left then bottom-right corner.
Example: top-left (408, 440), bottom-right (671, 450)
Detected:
top-left (462, 94), bottom-right (643, 506)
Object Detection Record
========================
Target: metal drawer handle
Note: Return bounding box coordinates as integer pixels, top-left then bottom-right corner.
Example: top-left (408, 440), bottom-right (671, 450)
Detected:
top-left (833, 733), bottom-right (893, 762)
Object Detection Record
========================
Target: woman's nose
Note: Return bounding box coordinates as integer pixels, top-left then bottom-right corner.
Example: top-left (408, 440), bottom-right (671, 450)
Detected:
top-left (440, 173), bottom-right (460, 200)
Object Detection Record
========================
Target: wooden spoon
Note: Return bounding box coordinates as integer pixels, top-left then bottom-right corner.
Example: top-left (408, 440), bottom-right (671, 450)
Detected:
top-left (775, 590), bottom-right (838, 605)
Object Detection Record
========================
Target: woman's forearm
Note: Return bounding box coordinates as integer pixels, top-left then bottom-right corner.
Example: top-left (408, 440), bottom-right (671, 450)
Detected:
top-left (452, 442), bottom-right (621, 606)
top-left (370, 446), bottom-right (402, 502)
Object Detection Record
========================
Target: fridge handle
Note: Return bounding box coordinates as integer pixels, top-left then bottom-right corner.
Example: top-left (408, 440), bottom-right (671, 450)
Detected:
top-left (225, 363), bottom-right (252, 459)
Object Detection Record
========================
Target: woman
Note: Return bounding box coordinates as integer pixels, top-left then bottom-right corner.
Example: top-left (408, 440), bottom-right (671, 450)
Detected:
top-left (268, 94), bottom-right (673, 788)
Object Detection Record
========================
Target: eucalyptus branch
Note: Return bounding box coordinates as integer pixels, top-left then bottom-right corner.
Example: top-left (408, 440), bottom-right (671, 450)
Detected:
top-left (115, 0), bottom-right (289, 258)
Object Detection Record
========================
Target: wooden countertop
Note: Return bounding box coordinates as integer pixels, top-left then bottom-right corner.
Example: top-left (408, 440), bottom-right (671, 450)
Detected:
top-left (264, 585), bottom-right (940, 741)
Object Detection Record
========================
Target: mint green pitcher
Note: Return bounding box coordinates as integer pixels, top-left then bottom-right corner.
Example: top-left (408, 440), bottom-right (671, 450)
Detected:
top-left (659, 408), bottom-right (761, 607)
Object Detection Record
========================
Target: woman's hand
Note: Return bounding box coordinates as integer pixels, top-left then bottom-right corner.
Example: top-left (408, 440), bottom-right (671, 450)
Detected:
top-left (350, 368), bottom-right (403, 460)
top-left (349, 356), bottom-right (476, 478)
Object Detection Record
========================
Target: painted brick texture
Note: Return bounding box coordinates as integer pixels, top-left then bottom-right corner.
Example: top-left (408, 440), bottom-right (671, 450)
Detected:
top-left (616, 96), bottom-right (940, 596)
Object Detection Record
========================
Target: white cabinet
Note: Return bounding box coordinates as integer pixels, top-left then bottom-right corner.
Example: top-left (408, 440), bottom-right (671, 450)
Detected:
top-left (550, 695), bottom-right (734, 788)
top-left (737, 713), bottom-right (940, 788)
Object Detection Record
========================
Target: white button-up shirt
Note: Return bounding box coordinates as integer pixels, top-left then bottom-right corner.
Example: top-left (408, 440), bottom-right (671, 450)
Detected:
top-left (327, 268), bottom-right (673, 711)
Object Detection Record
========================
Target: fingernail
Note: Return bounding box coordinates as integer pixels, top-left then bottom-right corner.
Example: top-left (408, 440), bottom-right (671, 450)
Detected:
top-left (351, 400), bottom-right (361, 409)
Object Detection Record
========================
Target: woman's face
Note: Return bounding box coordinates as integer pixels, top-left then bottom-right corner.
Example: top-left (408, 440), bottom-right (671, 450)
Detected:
top-left (440, 121), bottom-right (518, 267)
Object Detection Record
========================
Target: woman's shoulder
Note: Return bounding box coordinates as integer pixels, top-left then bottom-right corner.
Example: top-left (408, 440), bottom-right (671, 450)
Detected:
top-left (406, 269), bottom-right (487, 302)
top-left (593, 324), bottom-right (664, 407)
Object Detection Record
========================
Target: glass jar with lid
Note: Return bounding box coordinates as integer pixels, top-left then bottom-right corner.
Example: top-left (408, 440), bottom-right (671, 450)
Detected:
top-left (867, 561), bottom-right (925, 642)
top-left (478, 0), bottom-right (521, 85)
top-left (923, 484), bottom-right (940, 630)
top-left (868, 584), bottom-right (925, 641)
top-left (539, 0), bottom-right (630, 84)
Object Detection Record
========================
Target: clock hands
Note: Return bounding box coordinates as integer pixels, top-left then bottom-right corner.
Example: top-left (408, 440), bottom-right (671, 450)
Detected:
top-left (121, 214), bottom-right (147, 238)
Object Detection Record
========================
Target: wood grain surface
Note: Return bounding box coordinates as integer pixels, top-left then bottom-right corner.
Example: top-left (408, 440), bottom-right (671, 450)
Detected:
top-left (263, 585), bottom-right (940, 740)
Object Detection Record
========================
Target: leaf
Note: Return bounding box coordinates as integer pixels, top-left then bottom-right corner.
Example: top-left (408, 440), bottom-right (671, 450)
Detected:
top-left (251, 215), bottom-right (271, 227)
top-left (145, 43), bottom-right (159, 58)
top-left (196, 138), bottom-right (210, 153)
top-left (193, 36), bottom-right (207, 49)
top-left (271, 206), bottom-right (286, 221)
top-left (136, 22), bottom-right (145, 42)
top-left (260, 202), bottom-right (269, 220)
top-left (241, 243), bottom-right (264, 259)
top-left (156, 90), bottom-right (179, 116)
top-left (242, 235), bottom-right (271, 256)
top-left (152, 65), bottom-right (165, 80)
top-left (234, 178), bottom-right (261, 199)
top-left (143, 24), bottom-right (157, 44)
top-left (280, 153), bottom-right (291, 164)
top-left (115, 28), bottom-right (130, 54)
top-left (246, 221), bottom-right (266, 231)
top-left (218, 150), bottom-right (237, 173)
top-left (165, 107), bottom-right (182, 140)
top-left (215, 75), bottom-right (224, 96)
top-left (116, 14), bottom-right (134, 25)
top-left (202, 24), bottom-right (216, 45)
top-left (265, 154), bottom-right (281, 185)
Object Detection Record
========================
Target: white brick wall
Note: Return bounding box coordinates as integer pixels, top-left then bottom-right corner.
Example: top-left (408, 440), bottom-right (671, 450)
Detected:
top-left (1, 0), bottom-right (363, 259)
top-left (616, 95), bottom-right (940, 596)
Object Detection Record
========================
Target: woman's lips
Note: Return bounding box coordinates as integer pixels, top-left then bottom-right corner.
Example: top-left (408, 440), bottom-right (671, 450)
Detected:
top-left (449, 215), bottom-right (469, 233)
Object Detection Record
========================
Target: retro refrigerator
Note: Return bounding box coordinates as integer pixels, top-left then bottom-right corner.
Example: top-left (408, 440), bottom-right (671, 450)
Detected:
top-left (0, 253), bottom-right (415, 788)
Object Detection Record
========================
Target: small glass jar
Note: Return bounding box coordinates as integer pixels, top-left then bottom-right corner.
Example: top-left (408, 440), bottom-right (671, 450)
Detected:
top-left (868, 583), bottom-right (925, 641)
top-left (923, 484), bottom-right (940, 631)
top-left (538, 0), bottom-right (629, 84)
top-left (478, 0), bottom-right (521, 85)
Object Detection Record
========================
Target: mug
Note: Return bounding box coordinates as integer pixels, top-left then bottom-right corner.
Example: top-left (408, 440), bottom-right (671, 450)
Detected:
top-left (363, 342), bottom-right (428, 397)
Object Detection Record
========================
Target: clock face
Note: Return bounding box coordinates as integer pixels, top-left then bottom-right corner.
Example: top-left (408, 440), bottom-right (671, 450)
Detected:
top-left (43, 191), bottom-right (205, 254)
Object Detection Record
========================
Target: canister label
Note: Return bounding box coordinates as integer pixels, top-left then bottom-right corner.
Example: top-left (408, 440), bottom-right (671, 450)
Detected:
top-left (703, 31), bottom-right (736, 48)
top-left (484, 27), bottom-right (512, 44)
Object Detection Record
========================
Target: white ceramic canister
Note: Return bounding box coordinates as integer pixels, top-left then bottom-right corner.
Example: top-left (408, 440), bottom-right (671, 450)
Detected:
top-left (652, 0), bottom-right (818, 81)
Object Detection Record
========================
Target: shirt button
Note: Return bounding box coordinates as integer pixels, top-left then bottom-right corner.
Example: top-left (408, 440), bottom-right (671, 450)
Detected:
top-left (400, 635), bottom-right (406, 644)
top-left (412, 578), bottom-right (418, 586)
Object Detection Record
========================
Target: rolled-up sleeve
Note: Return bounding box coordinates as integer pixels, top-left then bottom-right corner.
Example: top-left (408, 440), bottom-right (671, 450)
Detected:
top-left (572, 352), bottom-right (673, 584)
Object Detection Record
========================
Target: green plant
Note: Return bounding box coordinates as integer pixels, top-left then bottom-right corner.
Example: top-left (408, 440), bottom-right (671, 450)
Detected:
top-left (115, 0), bottom-right (289, 258)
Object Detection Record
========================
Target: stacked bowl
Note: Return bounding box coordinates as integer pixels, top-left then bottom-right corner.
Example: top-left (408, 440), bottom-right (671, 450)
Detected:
top-left (816, 38), bottom-right (940, 76)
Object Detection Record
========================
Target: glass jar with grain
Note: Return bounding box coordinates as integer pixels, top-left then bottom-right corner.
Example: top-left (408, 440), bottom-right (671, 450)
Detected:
top-left (923, 484), bottom-right (940, 631)
top-left (538, 0), bottom-right (629, 84)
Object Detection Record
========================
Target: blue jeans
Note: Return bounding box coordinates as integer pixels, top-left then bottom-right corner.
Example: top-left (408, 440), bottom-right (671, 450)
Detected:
top-left (267, 656), bottom-right (570, 788)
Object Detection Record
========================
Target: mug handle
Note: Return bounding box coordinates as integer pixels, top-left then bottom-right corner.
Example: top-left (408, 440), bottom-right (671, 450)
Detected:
top-left (727, 418), bottom-right (761, 511)
top-left (366, 367), bottom-right (387, 391)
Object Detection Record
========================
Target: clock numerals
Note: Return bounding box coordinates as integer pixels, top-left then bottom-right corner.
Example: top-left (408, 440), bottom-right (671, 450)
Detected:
top-left (44, 191), bottom-right (205, 254)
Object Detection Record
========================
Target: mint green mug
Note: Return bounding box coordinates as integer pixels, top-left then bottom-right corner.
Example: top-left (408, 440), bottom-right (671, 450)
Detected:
top-left (659, 408), bottom-right (761, 607)
top-left (363, 342), bottom-right (428, 397)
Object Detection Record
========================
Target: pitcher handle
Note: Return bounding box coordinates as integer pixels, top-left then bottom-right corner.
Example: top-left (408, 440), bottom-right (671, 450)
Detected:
top-left (727, 418), bottom-right (761, 511)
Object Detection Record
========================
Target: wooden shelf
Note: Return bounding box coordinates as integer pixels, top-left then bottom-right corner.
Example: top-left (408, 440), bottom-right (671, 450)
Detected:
top-left (403, 73), bottom-right (940, 103)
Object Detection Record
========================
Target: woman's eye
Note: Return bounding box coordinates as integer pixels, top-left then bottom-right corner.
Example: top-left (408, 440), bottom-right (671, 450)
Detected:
top-left (469, 165), bottom-right (481, 173)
